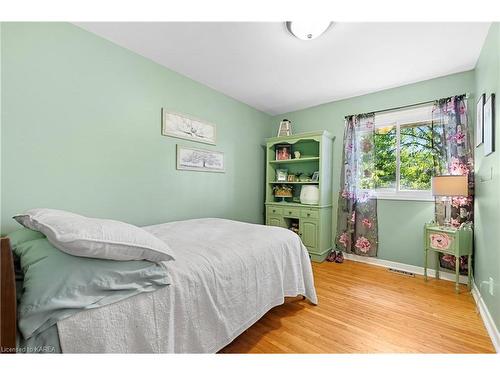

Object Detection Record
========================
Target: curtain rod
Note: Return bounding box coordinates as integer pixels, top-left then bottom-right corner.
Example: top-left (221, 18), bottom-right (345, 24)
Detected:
top-left (345, 93), bottom-right (470, 119)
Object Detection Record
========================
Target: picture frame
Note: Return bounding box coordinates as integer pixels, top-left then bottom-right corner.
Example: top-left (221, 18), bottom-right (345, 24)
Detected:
top-left (162, 109), bottom-right (216, 145)
top-left (484, 94), bottom-right (495, 156)
top-left (311, 171), bottom-right (319, 182)
top-left (275, 144), bottom-right (292, 160)
top-left (276, 169), bottom-right (288, 182)
top-left (176, 145), bottom-right (225, 173)
top-left (476, 93), bottom-right (485, 147)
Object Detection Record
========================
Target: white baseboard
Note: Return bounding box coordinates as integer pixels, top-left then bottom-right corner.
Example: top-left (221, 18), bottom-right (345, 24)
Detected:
top-left (343, 253), bottom-right (499, 353)
top-left (471, 282), bottom-right (500, 353)
top-left (343, 253), bottom-right (468, 284)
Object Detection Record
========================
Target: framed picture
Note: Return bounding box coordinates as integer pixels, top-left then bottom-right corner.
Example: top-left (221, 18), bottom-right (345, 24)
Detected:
top-left (275, 144), bottom-right (292, 160)
top-left (162, 109), bottom-right (216, 145)
top-left (311, 171), bottom-right (319, 182)
top-left (276, 169), bottom-right (288, 182)
top-left (476, 93), bottom-right (485, 147)
top-left (277, 119), bottom-right (292, 137)
top-left (484, 94), bottom-right (495, 156)
top-left (176, 145), bottom-right (224, 173)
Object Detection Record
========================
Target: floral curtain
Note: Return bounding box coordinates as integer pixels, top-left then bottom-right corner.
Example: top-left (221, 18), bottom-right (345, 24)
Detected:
top-left (431, 95), bottom-right (474, 274)
top-left (333, 114), bottom-right (378, 257)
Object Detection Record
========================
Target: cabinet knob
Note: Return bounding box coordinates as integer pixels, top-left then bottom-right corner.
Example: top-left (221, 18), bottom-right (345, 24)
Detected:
top-left (273, 209), bottom-right (276, 213)
top-left (307, 213), bottom-right (311, 217)
top-left (289, 211), bottom-right (292, 214)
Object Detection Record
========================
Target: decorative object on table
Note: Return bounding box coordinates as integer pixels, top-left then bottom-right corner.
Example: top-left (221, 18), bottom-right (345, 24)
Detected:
top-left (300, 185), bottom-right (320, 205)
top-left (476, 93), bottom-right (485, 147)
top-left (275, 169), bottom-right (288, 182)
top-left (294, 150), bottom-right (301, 159)
top-left (162, 109), bottom-right (216, 145)
top-left (272, 185), bottom-right (293, 202)
top-left (298, 174), bottom-right (311, 182)
top-left (424, 222), bottom-right (473, 293)
top-left (484, 93), bottom-right (495, 156)
top-left (432, 175), bottom-right (468, 226)
top-left (275, 144), bottom-right (292, 160)
top-left (311, 171), bottom-right (319, 182)
top-left (287, 174), bottom-right (297, 182)
top-left (431, 95), bottom-right (474, 274)
top-left (176, 145), bottom-right (224, 173)
top-left (277, 119), bottom-right (292, 137)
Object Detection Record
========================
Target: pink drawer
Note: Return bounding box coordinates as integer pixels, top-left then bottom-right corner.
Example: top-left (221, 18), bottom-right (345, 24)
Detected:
top-left (429, 232), bottom-right (454, 252)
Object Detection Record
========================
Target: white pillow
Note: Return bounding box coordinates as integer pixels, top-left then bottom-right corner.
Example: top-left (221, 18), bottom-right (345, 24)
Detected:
top-left (13, 209), bottom-right (175, 262)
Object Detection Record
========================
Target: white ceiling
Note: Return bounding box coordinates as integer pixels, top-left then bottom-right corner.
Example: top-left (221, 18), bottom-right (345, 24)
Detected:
top-left (76, 22), bottom-right (490, 115)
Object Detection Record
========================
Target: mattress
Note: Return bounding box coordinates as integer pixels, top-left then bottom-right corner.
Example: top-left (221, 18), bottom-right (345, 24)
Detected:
top-left (57, 218), bottom-right (318, 353)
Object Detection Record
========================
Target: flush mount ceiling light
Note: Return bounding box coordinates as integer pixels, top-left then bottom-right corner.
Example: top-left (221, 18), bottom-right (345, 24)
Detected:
top-left (286, 21), bottom-right (332, 40)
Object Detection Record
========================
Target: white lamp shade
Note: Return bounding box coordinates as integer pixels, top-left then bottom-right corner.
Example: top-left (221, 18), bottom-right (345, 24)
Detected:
top-left (432, 175), bottom-right (468, 197)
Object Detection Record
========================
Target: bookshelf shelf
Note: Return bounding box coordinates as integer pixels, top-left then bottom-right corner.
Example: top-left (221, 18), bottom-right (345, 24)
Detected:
top-left (269, 157), bottom-right (320, 164)
top-left (269, 181), bottom-right (319, 184)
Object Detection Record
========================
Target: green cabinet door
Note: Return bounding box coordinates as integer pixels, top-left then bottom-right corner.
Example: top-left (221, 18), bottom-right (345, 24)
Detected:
top-left (267, 217), bottom-right (283, 227)
top-left (301, 220), bottom-right (318, 249)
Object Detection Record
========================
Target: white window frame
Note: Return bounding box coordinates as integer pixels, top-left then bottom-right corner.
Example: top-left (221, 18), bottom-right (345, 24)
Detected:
top-left (373, 105), bottom-right (435, 202)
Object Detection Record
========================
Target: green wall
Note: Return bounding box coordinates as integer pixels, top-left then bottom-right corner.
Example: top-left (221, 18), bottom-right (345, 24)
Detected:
top-left (473, 23), bottom-right (500, 331)
top-left (272, 71), bottom-right (476, 268)
top-left (0, 23), bottom-right (272, 234)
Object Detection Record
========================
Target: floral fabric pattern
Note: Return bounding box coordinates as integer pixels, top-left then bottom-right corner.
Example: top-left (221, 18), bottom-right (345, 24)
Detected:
top-left (334, 114), bottom-right (378, 257)
top-left (432, 95), bottom-right (474, 274)
top-left (430, 233), bottom-right (452, 250)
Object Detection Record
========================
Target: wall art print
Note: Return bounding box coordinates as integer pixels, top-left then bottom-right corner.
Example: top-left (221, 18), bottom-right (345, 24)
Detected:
top-left (176, 145), bottom-right (225, 173)
top-left (162, 109), bottom-right (216, 145)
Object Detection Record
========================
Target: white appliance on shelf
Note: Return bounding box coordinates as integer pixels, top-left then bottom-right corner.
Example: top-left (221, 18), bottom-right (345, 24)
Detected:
top-left (300, 185), bottom-right (319, 205)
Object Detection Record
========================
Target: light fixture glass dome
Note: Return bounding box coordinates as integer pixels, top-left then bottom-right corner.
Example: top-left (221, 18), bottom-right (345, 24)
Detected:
top-left (286, 21), bottom-right (332, 40)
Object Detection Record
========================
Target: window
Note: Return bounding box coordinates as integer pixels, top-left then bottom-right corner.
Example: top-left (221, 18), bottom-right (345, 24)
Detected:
top-left (373, 105), bottom-right (443, 201)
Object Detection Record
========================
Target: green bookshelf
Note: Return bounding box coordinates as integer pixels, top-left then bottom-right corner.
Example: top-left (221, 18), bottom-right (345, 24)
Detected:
top-left (265, 130), bottom-right (334, 262)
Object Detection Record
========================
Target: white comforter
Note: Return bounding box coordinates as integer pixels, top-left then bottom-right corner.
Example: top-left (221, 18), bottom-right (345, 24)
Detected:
top-left (57, 218), bottom-right (318, 353)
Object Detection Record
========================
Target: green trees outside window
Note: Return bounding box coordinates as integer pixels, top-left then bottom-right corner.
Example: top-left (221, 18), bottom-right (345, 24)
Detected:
top-left (373, 121), bottom-right (444, 191)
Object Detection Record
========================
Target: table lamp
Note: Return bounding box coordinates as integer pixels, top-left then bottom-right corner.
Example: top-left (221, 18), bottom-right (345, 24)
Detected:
top-left (431, 175), bottom-right (468, 226)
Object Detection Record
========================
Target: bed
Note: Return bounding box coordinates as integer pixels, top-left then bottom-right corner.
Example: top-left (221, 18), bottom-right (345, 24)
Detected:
top-left (1, 218), bottom-right (317, 353)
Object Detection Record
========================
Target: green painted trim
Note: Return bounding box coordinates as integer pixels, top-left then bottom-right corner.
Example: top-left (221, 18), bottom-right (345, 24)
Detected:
top-left (265, 130), bottom-right (334, 143)
top-left (265, 202), bottom-right (332, 208)
top-left (308, 247), bottom-right (332, 262)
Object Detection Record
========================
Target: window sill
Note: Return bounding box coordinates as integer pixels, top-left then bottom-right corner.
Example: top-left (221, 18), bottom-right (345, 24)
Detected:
top-left (375, 193), bottom-right (434, 202)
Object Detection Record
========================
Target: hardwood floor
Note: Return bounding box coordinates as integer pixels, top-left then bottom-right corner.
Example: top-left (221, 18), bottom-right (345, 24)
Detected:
top-left (220, 260), bottom-right (495, 353)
